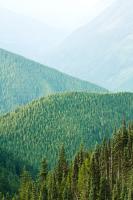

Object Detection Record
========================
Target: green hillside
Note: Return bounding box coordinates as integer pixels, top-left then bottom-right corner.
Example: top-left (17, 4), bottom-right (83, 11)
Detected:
top-left (0, 92), bottom-right (132, 169)
top-left (0, 148), bottom-right (34, 197)
top-left (1, 121), bottom-right (133, 199)
top-left (0, 48), bottom-right (106, 114)
top-left (12, 122), bottom-right (133, 200)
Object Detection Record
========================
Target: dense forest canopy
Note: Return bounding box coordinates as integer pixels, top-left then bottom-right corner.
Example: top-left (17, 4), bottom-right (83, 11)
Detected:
top-left (1, 121), bottom-right (133, 199)
top-left (0, 92), bottom-right (132, 169)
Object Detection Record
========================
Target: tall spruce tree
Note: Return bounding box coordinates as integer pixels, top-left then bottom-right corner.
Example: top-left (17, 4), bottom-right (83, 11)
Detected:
top-left (56, 145), bottom-right (68, 184)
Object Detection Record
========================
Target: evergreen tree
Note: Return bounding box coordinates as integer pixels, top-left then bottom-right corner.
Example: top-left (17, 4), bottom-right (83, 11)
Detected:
top-left (2, 121), bottom-right (133, 200)
top-left (120, 184), bottom-right (128, 200)
top-left (62, 172), bottom-right (72, 200)
top-left (99, 177), bottom-right (111, 200)
top-left (39, 158), bottom-right (48, 183)
top-left (19, 168), bottom-right (32, 200)
top-left (30, 182), bottom-right (37, 200)
top-left (89, 151), bottom-right (100, 200)
top-left (56, 145), bottom-right (68, 184)
top-left (77, 163), bottom-right (89, 200)
top-left (47, 173), bottom-right (58, 200)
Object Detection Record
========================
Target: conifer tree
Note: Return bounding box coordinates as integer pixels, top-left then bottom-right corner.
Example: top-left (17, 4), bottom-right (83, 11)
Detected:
top-left (89, 152), bottom-right (100, 200)
top-left (122, 119), bottom-right (128, 148)
top-left (47, 172), bottom-right (58, 200)
top-left (128, 175), bottom-right (133, 200)
top-left (38, 183), bottom-right (47, 200)
top-left (99, 177), bottom-right (111, 200)
top-left (62, 172), bottom-right (72, 200)
top-left (77, 163), bottom-right (89, 200)
top-left (19, 168), bottom-right (32, 200)
top-left (30, 182), bottom-right (37, 200)
top-left (39, 158), bottom-right (48, 183)
top-left (56, 145), bottom-right (68, 184)
top-left (120, 184), bottom-right (128, 200)
top-left (112, 181), bottom-right (121, 200)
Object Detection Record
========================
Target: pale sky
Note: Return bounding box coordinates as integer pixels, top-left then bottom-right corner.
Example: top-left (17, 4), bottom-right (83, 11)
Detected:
top-left (0, 0), bottom-right (114, 31)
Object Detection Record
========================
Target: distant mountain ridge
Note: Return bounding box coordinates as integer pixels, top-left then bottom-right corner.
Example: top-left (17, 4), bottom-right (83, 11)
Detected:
top-left (0, 48), bottom-right (107, 114)
top-left (45, 0), bottom-right (133, 91)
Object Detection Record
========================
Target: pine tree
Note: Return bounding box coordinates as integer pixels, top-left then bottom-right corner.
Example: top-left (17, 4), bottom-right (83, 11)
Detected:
top-left (39, 158), bottom-right (48, 183)
top-left (30, 182), bottom-right (37, 200)
top-left (56, 145), bottom-right (68, 184)
top-left (120, 184), bottom-right (128, 200)
top-left (89, 151), bottom-right (100, 200)
top-left (122, 119), bottom-right (128, 148)
top-left (19, 168), bottom-right (32, 200)
top-left (112, 181), bottom-right (121, 200)
top-left (38, 183), bottom-right (47, 200)
top-left (77, 162), bottom-right (89, 200)
top-left (47, 173), bottom-right (58, 200)
top-left (128, 175), bottom-right (133, 200)
top-left (38, 158), bottom-right (48, 200)
top-left (63, 172), bottom-right (72, 200)
top-left (99, 177), bottom-right (111, 200)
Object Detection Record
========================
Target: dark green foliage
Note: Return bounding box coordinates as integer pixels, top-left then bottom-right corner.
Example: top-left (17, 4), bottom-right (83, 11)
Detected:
top-left (0, 148), bottom-right (35, 198)
top-left (99, 177), bottom-right (111, 200)
top-left (55, 146), bottom-right (68, 184)
top-left (89, 151), bottom-right (100, 200)
top-left (39, 159), bottom-right (48, 183)
top-left (0, 48), bottom-right (106, 114)
top-left (0, 92), bottom-right (132, 169)
top-left (2, 121), bottom-right (133, 200)
top-left (19, 169), bottom-right (32, 200)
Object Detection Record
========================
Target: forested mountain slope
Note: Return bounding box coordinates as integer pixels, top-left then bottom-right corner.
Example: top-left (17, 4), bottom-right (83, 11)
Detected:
top-left (46, 0), bottom-right (133, 91)
top-left (15, 122), bottom-right (133, 200)
top-left (1, 121), bottom-right (133, 200)
top-left (0, 92), bottom-right (132, 169)
top-left (0, 49), bottom-right (106, 114)
top-left (0, 148), bottom-right (34, 198)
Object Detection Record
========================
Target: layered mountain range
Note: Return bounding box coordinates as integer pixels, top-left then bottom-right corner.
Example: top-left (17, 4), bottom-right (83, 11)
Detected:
top-left (0, 48), bottom-right (106, 114)
top-left (46, 0), bottom-right (133, 91)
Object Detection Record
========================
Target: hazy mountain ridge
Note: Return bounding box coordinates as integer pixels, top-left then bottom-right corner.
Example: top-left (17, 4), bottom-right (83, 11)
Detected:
top-left (0, 48), bottom-right (106, 114)
top-left (45, 0), bottom-right (133, 91)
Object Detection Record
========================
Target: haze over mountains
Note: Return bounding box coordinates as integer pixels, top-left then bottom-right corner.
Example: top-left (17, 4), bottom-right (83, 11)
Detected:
top-left (0, 8), bottom-right (66, 63)
top-left (46, 0), bottom-right (133, 91)
top-left (0, 49), bottom-right (106, 114)
top-left (0, 0), bottom-right (132, 92)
